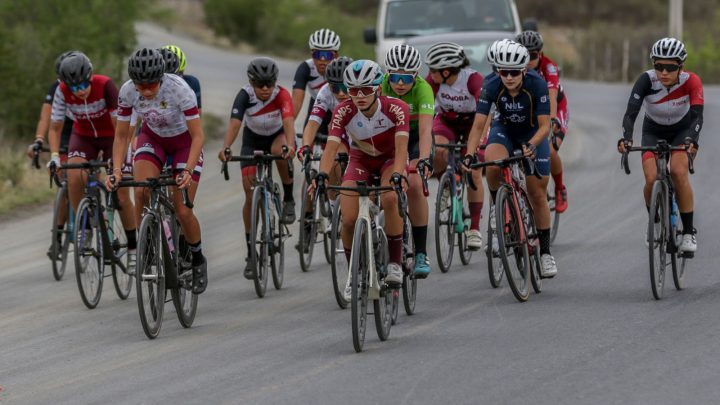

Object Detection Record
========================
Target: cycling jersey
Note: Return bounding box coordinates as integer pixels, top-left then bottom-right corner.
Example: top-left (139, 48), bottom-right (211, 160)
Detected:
top-left (622, 70), bottom-right (703, 143)
top-left (307, 83), bottom-right (336, 136)
top-left (117, 73), bottom-right (200, 137)
top-left (51, 75), bottom-right (118, 137)
top-left (381, 75), bottom-right (434, 135)
top-left (45, 81), bottom-right (74, 152)
top-left (230, 85), bottom-right (294, 135)
top-left (293, 59), bottom-right (326, 100)
top-left (329, 96), bottom-right (409, 159)
top-left (536, 55), bottom-right (566, 102)
top-left (182, 74), bottom-right (202, 109)
top-left (427, 68), bottom-right (483, 123)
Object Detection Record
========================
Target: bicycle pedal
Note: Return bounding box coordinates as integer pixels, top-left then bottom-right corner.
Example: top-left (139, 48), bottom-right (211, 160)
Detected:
top-left (680, 251), bottom-right (695, 259)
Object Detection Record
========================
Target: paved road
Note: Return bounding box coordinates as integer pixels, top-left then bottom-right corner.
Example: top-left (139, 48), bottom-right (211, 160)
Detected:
top-left (2, 24), bottom-right (719, 404)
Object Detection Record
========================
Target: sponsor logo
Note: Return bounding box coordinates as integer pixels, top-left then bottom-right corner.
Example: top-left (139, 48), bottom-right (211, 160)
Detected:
top-left (232, 108), bottom-right (239, 114)
top-left (547, 65), bottom-right (557, 74)
top-left (357, 121), bottom-right (364, 127)
top-left (160, 100), bottom-right (168, 109)
top-left (440, 93), bottom-right (470, 102)
top-left (355, 168), bottom-right (365, 175)
top-left (388, 103), bottom-right (406, 126)
top-left (540, 95), bottom-right (548, 103)
top-left (507, 114), bottom-right (526, 123)
top-left (501, 97), bottom-right (507, 102)
top-left (633, 93), bottom-right (641, 100)
top-left (330, 104), bottom-right (352, 131)
top-left (504, 102), bottom-right (525, 111)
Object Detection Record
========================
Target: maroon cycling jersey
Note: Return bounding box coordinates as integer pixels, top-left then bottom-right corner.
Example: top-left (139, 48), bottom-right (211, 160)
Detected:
top-left (329, 96), bottom-right (409, 159)
top-left (51, 75), bottom-right (118, 137)
top-left (536, 55), bottom-right (566, 101)
top-left (230, 85), bottom-right (294, 136)
top-left (426, 68), bottom-right (483, 123)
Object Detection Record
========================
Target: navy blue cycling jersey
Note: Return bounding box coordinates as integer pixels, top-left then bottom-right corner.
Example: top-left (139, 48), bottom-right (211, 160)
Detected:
top-left (477, 69), bottom-right (550, 134)
top-left (182, 74), bottom-right (202, 109)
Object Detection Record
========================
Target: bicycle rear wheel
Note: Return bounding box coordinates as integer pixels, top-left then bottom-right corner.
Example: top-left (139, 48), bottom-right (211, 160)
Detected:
top-left (435, 172), bottom-right (454, 272)
top-left (271, 205), bottom-right (286, 290)
top-left (172, 233), bottom-right (197, 328)
top-left (107, 203), bottom-right (132, 300)
top-left (671, 211), bottom-right (686, 290)
top-left (523, 194), bottom-right (542, 294)
top-left (648, 181), bottom-right (668, 300)
top-left (50, 185), bottom-right (71, 281)
top-left (374, 231), bottom-right (392, 340)
top-left (136, 212), bottom-right (166, 339)
top-left (322, 199), bottom-right (333, 264)
top-left (330, 202), bottom-right (349, 309)
top-left (547, 191), bottom-right (560, 245)
top-left (351, 220), bottom-right (370, 352)
top-left (486, 204), bottom-right (504, 288)
top-left (250, 187), bottom-right (269, 298)
top-left (297, 178), bottom-right (316, 272)
top-left (496, 188), bottom-right (530, 302)
top-left (74, 198), bottom-right (104, 309)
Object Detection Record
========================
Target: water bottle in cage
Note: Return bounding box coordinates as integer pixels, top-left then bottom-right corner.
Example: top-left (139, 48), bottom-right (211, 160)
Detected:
top-left (162, 217), bottom-right (175, 254)
top-left (670, 196), bottom-right (678, 228)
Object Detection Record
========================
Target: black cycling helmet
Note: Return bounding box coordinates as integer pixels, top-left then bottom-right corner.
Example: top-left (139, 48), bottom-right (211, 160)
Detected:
top-left (128, 48), bottom-right (165, 84)
top-left (55, 50), bottom-right (80, 77)
top-left (515, 30), bottom-right (544, 52)
top-left (58, 52), bottom-right (93, 86)
top-left (325, 56), bottom-right (353, 84)
top-left (247, 57), bottom-right (279, 82)
top-left (158, 48), bottom-right (180, 74)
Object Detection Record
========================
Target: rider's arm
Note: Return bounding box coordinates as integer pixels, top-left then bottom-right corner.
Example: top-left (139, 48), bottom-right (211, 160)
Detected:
top-left (303, 87), bottom-right (331, 147)
top-left (322, 101), bottom-right (350, 173)
top-left (466, 83), bottom-right (493, 154)
top-left (34, 104), bottom-right (52, 142)
top-left (302, 119), bottom-right (321, 148)
top-left (529, 80), bottom-right (551, 146)
top-left (622, 72), bottom-right (651, 141)
top-left (223, 118), bottom-right (242, 150)
top-left (292, 62), bottom-right (310, 119)
top-left (112, 84), bottom-right (135, 174)
top-left (687, 73), bottom-right (704, 143)
top-left (277, 88), bottom-right (297, 151)
top-left (48, 86), bottom-right (67, 155)
top-left (104, 79), bottom-right (119, 130)
top-left (185, 118), bottom-right (205, 173)
top-left (392, 101), bottom-right (411, 174)
top-left (223, 89), bottom-right (250, 149)
top-left (530, 115), bottom-right (551, 147)
top-left (319, 138), bottom-right (340, 174)
top-left (417, 80), bottom-right (436, 160)
top-left (549, 88), bottom-right (559, 120)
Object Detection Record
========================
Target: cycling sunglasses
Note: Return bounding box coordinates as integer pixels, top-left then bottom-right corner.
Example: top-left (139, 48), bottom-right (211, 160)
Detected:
top-left (69, 81), bottom-right (91, 92)
top-left (529, 51), bottom-right (540, 60)
top-left (654, 63), bottom-right (681, 73)
top-left (251, 79), bottom-right (276, 89)
top-left (498, 69), bottom-right (523, 78)
top-left (329, 83), bottom-right (348, 94)
top-left (347, 86), bottom-right (376, 97)
top-left (312, 50), bottom-right (336, 60)
top-left (388, 73), bottom-right (416, 84)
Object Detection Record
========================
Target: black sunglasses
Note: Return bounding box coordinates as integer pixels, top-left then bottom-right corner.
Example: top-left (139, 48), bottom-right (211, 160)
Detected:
top-left (498, 69), bottom-right (523, 78)
top-left (251, 79), bottom-right (276, 89)
top-left (654, 63), bottom-right (681, 73)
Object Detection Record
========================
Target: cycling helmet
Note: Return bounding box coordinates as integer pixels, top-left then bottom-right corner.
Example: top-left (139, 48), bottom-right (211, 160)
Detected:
top-left (325, 56), bottom-right (354, 84)
top-left (128, 48), bottom-right (165, 84)
top-left (493, 41), bottom-right (530, 70)
top-left (247, 57), bottom-right (279, 82)
top-left (54, 50), bottom-right (80, 77)
top-left (58, 52), bottom-right (93, 86)
top-left (385, 44), bottom-right (422, 73)
top-left (158, 48), bottom-right (180, 74)
top-left (650, 37), bottom-right (687, 62)
top-left (163, 44), bottom-right (187, 72)
top-left (308, 28), bottom-right (341, 51)
top-left (486, 39), bottom-right (513, 65)
top-left (343, 60), bottom-right (384, 88)
top-left (424, 42), bottom-right (466, 70)
top-left (515, 30), bottom-right (544, 52)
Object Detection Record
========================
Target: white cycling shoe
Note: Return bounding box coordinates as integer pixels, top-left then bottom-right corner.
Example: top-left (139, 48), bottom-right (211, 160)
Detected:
top-left (466, 229), bottom-right (483, 250)
top-left (678, 232), bottom-right (697, 253)
top-left (540, 254), bottom-right (558, 278)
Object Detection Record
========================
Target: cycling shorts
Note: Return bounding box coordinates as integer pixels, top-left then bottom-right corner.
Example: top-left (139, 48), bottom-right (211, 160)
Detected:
top-left (68, 134), bottom-right (114, 161)
top-left (343, 150), bottom-right (395, 183)
top-left (239, 126), bottom-right (285, 169)
top-left (432, 115), bottom-right (473, 144)
top-left (487, 124), bottom-right (550, 176)
top-left (134, 126), bottom-right (204, 182)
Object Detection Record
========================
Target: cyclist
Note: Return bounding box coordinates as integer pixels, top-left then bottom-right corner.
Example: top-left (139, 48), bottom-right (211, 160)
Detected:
top-left (424, 42), bottom-right (485, 250)
top-left (29, 50), bottom-right (77, 258)
top-left (617, 37), bottom-right (702, 253)
top-left (162, 45), bottom-right (202, 114)
top-left (292, 29), bottom-right (340, 130)
top-left (218, 57), bottom-right (296, 279)
top-left (465, 41), bottom-right (558, 277)
top-left (312, 60), bottom-right (410, 297)
top-left (380, 44), bottom-right (434, 278)
top-left (107, 48), bottom-right (208, 294)
top-left (47, 52), bottom-right (137, 266)
top-left (516, 30), bottom-right (569, 213)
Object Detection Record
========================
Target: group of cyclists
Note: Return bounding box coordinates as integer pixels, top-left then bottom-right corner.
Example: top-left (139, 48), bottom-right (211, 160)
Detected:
top-left (29, 25), bottom-right (702, 340)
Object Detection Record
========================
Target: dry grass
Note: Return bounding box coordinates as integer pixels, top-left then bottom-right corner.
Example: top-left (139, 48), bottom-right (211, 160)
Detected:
top-left (0, 144), bottom-right (54, 216)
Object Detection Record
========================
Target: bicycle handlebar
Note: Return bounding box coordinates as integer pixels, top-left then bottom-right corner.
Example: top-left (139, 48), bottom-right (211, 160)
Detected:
top-left (470, 151), bottom-right (541, 179)
top-left (222, 146), bottom-right (289, 181)
top-left (621, 142), bottom-right (695, 175)
top-left (111, 176), bottom-right (194, 208)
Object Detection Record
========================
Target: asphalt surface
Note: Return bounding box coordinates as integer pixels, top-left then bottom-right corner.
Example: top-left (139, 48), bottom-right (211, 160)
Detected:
top-left (2, 23), bottom-right (719, 404)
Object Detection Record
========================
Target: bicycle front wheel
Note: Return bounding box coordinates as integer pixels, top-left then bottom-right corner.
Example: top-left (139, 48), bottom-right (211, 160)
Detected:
top-left (271, 207), bottom-right (286, 290)
top-left (459, 182), bottom-right (473, 265)
top-left (50, 185), bottom-right (71, 281)
top-left (402, 218), bottom-right (417, 316)
top-left (671, 211), bottom-right (687, 291)
top-left (496, 188), bottom-right (530, 302)
top-left (136, 212), bottom-right (166, 339)
top-left (373, 230), bottom-right (392, 341)
top-left (107, 203), bottom-right (132, 300)
top-left (74, 198), bottom-right (104, 309)
top-left (330, 202), bottom-right (349, 309)
top-left (435, 172), bottom-right (454, 272)
top-left (486, 204), bottom-right (504, 288)
top-left (351, 220), bottom-right (369, 353)
top-left (648, 181), bottom-right (668, 300)
top-left (172, 233), bottom-right (197, 328)
top-left (297, 178), bottom-right (316, 272)
top-left (250, 187), bottom-right (269, 298)
top-left (547, 191), bottom-right (560, 245)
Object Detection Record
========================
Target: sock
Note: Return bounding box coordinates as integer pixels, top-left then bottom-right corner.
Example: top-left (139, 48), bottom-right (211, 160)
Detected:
top-left (680, 211), bottom-right (694, 234)
top-left (469, 202), bottom-right (483, 230)
top-left (490, 189), bottom-right (497, 204)
top-left (125, 229), bottom-right (137, 250)
top-left (188, 240), bottom-right (203, 266)
top-left (388, 234), bottom-right (403, 264)
top-left (344, 248), bottom-right (351, 265)
top-left (283, 183), bottom-right (294, 202)
top-left (538, 228), bottom-right (551, 255)
top-left (553, 171), bottom-right (564, 189)
top-left (56, 225), bottom-right (64, 244)
top-left (245, 233), bottom-right (252, 252)
top-left (411, 226), bottom-right (427, 255)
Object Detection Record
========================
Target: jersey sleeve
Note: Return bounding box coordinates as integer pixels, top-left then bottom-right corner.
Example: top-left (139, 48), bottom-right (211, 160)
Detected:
top-left (309, 86), bottom-right (331, 124)
top-left (687, 73), bottom-right (704, 106)
top-left (541, 58), bottom-right (560, 90)
top-left (50, 86), bottom-right (67, 122)
top-left (293, 62), bottom-right (311, 90)
top-left (417, 80), bottom-right (435, 115)
top-left (390, 100), bottom-right (410, 136)
top-left (476, 81), bottom-right (495, 116)
top-left (534, 79), bottom-right (551, 116)
top-left (276, 87), bottom-right (295, 119)
top-left (622, 72), bottom-right (652, 140)
top-left (104, 80), bottom-right (119, 116)
top-left (328, 102), bottom-right (352, 143)
top-left (175, 80), bottom-right (199, 121)
top-left (45, 82), bottom-right (59, 104)
top-left (230, 89), bottom-right (250, 121)
top-left (117, 80), bottom-right (135, 122)
top-left (467, 72), bottom-right (484, 101)
top-left (183, 75), bottom-right (202, 109)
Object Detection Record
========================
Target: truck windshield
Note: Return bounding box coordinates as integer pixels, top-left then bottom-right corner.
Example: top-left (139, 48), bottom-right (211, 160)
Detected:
top-left (385, 0), bottom-right (516, 38)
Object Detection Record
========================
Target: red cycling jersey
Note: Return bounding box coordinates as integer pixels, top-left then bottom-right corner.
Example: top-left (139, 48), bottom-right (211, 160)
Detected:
top-left (51, 75), bottom-right (118, 137)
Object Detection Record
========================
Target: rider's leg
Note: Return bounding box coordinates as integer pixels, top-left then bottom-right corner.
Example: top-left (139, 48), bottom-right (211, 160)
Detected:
top-left (272, 134), bottom-right (295, 223)
top-left (381, 165), bottom-right (403, 265)
top-left (407, 160), bottom-right (428, 255)
top-left (670, 151), bottom-right (694, 233)
top-left (339, 182), bottom-right (359, 264)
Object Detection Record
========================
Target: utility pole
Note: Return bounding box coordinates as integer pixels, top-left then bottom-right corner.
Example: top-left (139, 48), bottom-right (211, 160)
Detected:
top-left (669, 0), bottom-right (683, 39)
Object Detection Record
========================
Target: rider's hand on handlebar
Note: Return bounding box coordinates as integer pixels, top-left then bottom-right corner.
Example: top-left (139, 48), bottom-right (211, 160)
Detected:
top-left (308, 171), bottom-right (328, 195)
top-left (218, 147), bottom-right (231, 162)
top-left (684, 137), bottom-right (698, 156)
top-left (390, 172), bottom-right (408, 192)
top-left (47, 153), bottom-right (61, 172)
top-left (27, 138), bottom-right (43, 159)
top-left (617, 138), bottom-right (632, 154)
top-left (176, 169), bottom-right (192, 189)
top-left (283, 144), bottom-right (296, 160)
top-left (522, 142), bottom-right (537, 159)
top-left (104, 168), bottom-right (122, 191)
top-left (462, 153), bottom-right (477, 169)
top-left (416, 158), bottom-right (433, 179)
top-left (297, 145), bottom-right (311, 162)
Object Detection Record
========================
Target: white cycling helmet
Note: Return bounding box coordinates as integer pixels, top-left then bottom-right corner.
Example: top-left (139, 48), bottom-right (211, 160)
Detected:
top-left (385, 44), bottom-right (422, 73)
top-left (487, 39), bottom-right (514, 65)
top-left (308, 28), bottom-right (341, 51)
top-left (424, 42), bottom-right (466, 70)
top-left (343, 60), bottom-right (384, 88)
top-left (650, 37), bottom-right (687, 62)
top-left (493, 41), bottom-right (530, 70)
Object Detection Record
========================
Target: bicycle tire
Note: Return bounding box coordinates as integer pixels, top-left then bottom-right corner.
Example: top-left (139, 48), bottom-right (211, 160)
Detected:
top-left (486, 204), bottom-right (504, 288)
top-left (108, 204), bottom-right (132, 300)
top-left (351, 220), bottom-right (369, 353)
top-left (671, 208), bottom-right (686, 290)
top-left (402, 217), bottom-right (417, 316)
top-left (648, 181), bottom-right (668, 300)
top-left (250, 186), bottom-right (269, 298)
top-left (459, 184), bottom-right (473, 265)
top-left (172, 233), bottom-right (197, 328)
top-left (435, 172), bottom-right (454, 272)
top-left (298, 178), bottom-right (316, 272)
top-left (523, 193), bottom-right (542, 294)
top-left (50, 185), bottom-right (71, 281)
top-left (496, 188), bottom-right (530, 302)
top-left (271, 207), bottom-right (286, 290)
top-left (322, 200), bottom-right (333, 265)
top-left (374, 231), bottom-right (392, 341)
top-left (74, 198), bottom-right (104, 309)
top-left (547, 191), bottom-right (560, 245)
top-left (330, 202), bottom-right (349, 309)
top-left (136, 212), bottom-right (166, 339)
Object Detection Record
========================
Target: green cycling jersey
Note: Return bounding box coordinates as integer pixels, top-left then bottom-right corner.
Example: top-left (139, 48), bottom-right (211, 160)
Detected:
top-left (381, 75), bottom-right (434, 133)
